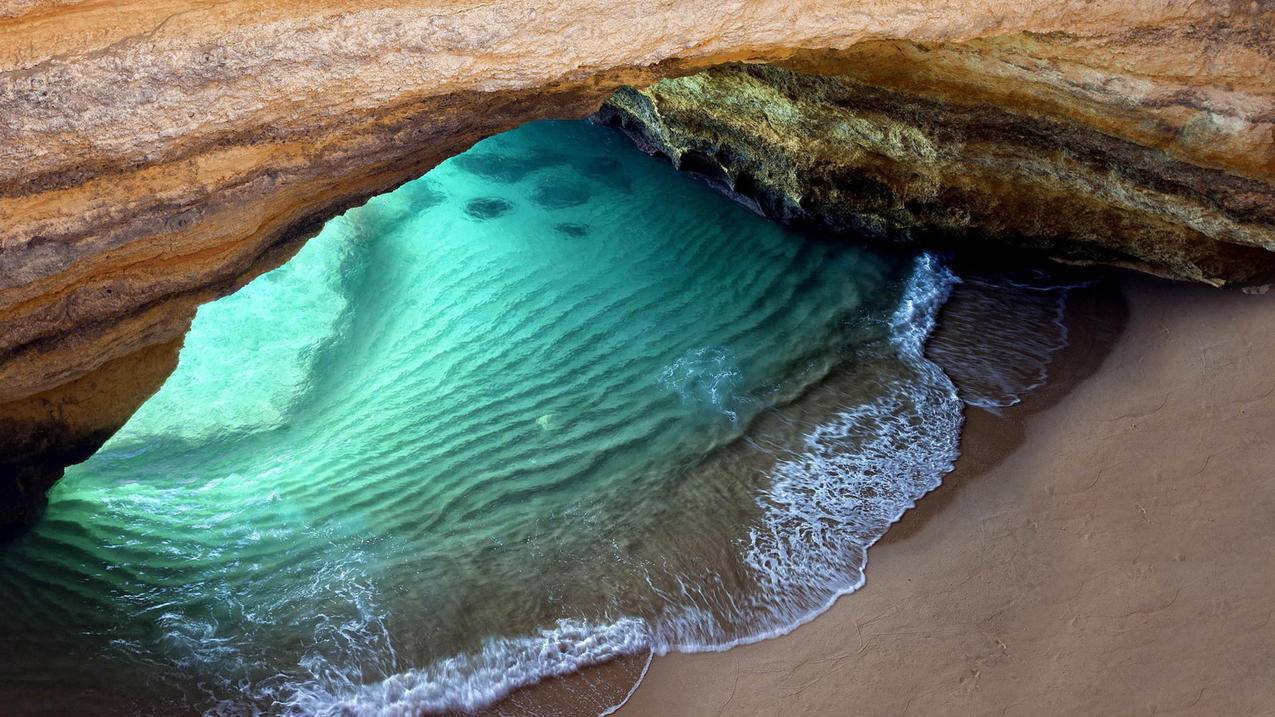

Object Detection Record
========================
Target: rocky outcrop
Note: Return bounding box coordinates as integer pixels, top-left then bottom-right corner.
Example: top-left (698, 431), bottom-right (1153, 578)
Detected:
top-left (598, 38), bottom-right (1275, 284)
top-left (1, 1), bottom-right (1273, 534)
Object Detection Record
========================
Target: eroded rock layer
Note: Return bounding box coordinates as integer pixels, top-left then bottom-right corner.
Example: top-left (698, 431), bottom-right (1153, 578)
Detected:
top-left (598, 38), bottom-right (1275, 284)
top-left (1, 0), bottom-right (1273, 533)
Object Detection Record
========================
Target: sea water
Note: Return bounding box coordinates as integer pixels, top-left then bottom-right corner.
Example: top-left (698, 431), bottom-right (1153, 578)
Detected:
top-left (0, 121), bottom-right (1000, 715)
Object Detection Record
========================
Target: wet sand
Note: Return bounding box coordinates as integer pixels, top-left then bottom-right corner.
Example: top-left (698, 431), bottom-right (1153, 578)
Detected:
top-left (618, 274), bottom-right (1275, 716)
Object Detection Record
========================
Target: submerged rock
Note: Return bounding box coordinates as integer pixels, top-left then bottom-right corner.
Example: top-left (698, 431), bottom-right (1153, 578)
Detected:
top-left (464, 197), bottom-right (515, 220)
top-left (554, 223), bottom-right (592, 238)
top-left (533, 182), bottom-right (591, 209)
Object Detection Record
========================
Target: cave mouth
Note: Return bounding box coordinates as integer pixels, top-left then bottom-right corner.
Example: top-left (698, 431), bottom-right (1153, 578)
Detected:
top-left (0, 119), bottom-right (1077, 715)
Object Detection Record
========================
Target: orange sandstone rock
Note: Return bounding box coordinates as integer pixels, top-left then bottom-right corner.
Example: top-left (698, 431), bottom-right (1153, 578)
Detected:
top-left (0, 0), bottom-right (1272, 533)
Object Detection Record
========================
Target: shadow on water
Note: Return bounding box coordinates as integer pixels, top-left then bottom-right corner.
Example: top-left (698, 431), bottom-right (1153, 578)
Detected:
top-left (882, 268), bottom-right (1131, 546)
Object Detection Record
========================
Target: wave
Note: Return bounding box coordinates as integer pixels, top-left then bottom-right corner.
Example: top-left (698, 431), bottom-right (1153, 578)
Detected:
top-left (233, 254), bottom-right (963, 717)
top-left (7, 122), bottom-right (1082, 717)
top-left (265, 618), bottom-right (649, 717)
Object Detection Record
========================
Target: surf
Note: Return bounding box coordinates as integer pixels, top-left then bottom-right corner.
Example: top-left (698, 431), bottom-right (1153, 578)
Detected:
top-left (0, 120), bottom-right (1074, 716)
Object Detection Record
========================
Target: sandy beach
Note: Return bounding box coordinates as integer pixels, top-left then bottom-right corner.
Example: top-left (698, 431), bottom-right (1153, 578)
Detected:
top-left (619, 274), bottom-right (1275, 716)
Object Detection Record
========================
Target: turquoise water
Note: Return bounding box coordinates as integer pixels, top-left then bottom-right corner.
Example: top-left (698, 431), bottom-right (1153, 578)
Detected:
top-left (0, 121), bottom-right (964, 715)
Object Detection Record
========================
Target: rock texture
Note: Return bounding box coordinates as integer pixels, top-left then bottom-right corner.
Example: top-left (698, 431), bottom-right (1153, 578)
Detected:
top-left (1, 0), bottom-right (1273, 534)
top-left (599, 40), bottom-right (1275, 284)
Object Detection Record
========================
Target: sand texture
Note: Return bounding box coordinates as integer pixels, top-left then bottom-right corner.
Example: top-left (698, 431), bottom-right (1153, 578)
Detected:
top-left (620, 276), bottom-right (1275, 716)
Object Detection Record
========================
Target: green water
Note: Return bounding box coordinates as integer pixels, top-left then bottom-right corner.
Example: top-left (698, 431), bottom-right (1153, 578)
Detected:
top-left (0, 121), bottom-right (963, 715)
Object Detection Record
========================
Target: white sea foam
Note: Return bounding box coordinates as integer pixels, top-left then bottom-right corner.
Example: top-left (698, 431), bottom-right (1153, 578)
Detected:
top-left (722, 252), bottom-right (961, 647)
top-left (239, 254), bottom-right (965, 717)
top-left (268, 618), bottom-right (651, 717)
top-left (659, 345), bottom-right (744, 423)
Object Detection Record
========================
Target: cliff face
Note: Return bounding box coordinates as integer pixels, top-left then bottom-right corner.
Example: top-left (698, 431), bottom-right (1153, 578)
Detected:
top-left (1, 0), bottom-right (1273, 534)
top-left (598, 37), bottom-right (1275, 284)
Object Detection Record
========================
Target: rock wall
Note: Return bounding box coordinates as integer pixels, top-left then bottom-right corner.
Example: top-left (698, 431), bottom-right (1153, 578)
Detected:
top-left (1, 0), bottom-right (1272, 534)
top-left (598, 38), bottom-right (1275, 283)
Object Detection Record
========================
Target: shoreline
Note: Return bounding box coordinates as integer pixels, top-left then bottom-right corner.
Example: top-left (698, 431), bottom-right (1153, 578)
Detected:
top-left (467, 263), bottom-right (1105, 717)
top-left (616, 273), bottom-right (1275, 715)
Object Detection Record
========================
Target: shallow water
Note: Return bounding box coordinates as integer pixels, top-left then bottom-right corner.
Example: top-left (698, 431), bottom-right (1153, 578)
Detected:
top-left (928, 269), bottom-right (1086, 411)
top-left (0, 121), bottom-right (980, 715)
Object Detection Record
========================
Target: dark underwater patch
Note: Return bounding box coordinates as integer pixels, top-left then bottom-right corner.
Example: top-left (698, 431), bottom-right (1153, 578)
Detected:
top-left (554, 223), bottom-right (590, 237)
top-left (403, 180), bottom-right (446, 210)
top-left (578, 156), bottom-right (633, 193)
top-left (464, 197), bottom-right (514, 220)
top-left (453, 153), bottom-right (542, 183)
top-left (533, 182), bottom-right (591, 209)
